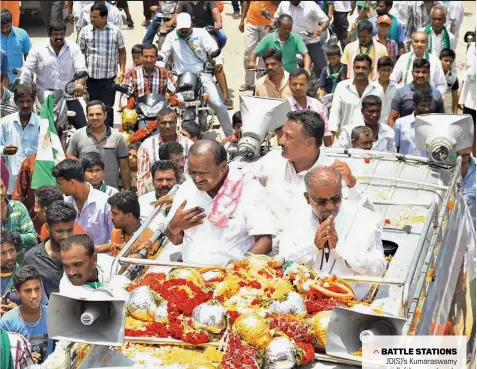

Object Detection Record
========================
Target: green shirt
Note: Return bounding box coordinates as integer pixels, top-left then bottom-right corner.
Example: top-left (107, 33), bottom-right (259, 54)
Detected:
top-left (254, 31), bottom-right (308, 72)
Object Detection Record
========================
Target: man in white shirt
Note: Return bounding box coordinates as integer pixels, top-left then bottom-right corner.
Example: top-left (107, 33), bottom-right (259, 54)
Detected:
top-left (274, 1), bottom-right (330, 76)
top-left (335, 95), bottom-right (396, 152)
top-left (75, 0), bottom-right (123, 34)
top-left (279, 166), bottom-right (386, 300)
top-left (158, 13), bottom-right (233, 137)
top-left (444, 1), bottom-right (464, 41)
top-left (139, 160), bottom-right (180, 231)
top-left (166, 140), bottom-right (275, 266)
top-left (251, 110), bottom-right (366, 255)
top-left (419, 6), bottom-right (456, 59)
top-left (390, 31), bottom-right (447, 94)
top-left (136, 108), bottom-right (193, 196)
top-left (328, 54), bottom-right (384, 135)
top-left (22, 20), bottom-right (88, 129)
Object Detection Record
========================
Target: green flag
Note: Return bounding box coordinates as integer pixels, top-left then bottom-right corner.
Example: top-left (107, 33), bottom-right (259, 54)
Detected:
top-left (31, 95), bottom-right (66, 189)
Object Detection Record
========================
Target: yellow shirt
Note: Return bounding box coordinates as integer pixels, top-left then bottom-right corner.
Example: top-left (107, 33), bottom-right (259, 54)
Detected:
top-left (255, 71), bottom-right (293, 99)
top-left (341, 40), bottom-right (388, 81)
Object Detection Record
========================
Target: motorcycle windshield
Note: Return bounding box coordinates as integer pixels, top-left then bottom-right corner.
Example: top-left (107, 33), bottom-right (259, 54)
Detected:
top-left (137, 93), bottom-right (166, 107)
top-left (161, 2), bottom-right (176, 14)
top-left (37, 89), bottom-right (63, 106)
top-left (176, 72), bottom-right (199, 93)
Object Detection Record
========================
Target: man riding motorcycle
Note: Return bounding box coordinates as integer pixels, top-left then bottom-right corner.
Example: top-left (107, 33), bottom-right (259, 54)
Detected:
top-left (158, 13), bottom-right (234, 137)
top-left (163, 1), bottom-right (233, 110)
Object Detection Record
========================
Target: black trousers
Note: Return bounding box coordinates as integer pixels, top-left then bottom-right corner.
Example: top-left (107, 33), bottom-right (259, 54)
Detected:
top-left (332, 11), bottom-right (349, 49)
top-left (39, 1), bottom-right (64, 28)
top-left (143, 0), bottom-right (159, 20)
top-left (66, 99), bottom-right (87, 129)
top-left (86, 77), bottom-right (116, 127)
top-left (232, 0), bottom-right (243, 12)
top-left (306, 41), bottom-right (327, 78)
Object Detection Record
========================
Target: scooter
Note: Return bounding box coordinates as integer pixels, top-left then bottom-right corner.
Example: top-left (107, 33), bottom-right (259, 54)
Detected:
top-left (151, 1), bottom-right (178, 50)
top-left (13, 69), bottom-right (88, 150)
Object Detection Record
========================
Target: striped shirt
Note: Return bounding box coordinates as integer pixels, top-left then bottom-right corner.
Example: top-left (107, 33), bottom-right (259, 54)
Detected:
top-left (0, 87), bottom-right (17, 118)
top-left (1, 199), bottom-right (37, 250)
top-left (126, 65), bottom-right (178, 100)
top-left (374, 35), bottom-right (397, 62)
top-left (461, 156), bottom-right (476, 227)
top-left (0, 112), bottom-right (40, 194)
top-left (77, 23), bottom-right (125, 79)
top-left (137, 133), bottom-right (194, 196)
top-left (5, 330), bottom-right (34, 369)
top-left (405, 1), bottom-right (439, 43)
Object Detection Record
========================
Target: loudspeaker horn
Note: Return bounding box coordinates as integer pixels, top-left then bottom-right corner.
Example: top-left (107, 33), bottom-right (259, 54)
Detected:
top-left (48, 288), bottom-right (127, 346)
top-left (326, 305), bottom-right (407, 361)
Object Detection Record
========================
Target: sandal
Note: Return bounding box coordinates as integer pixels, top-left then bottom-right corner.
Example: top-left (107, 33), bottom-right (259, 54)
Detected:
top-left (232, 12), bottom-right (240, 19)
top-left (141, 19), bottom-right (150, 27)
top-left (239, 84), bottom-right (255, 92)
top-left (225, 98), bottom-right (234, 110)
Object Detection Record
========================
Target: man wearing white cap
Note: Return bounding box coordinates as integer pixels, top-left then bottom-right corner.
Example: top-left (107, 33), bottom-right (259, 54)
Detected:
top-left (158, 13), bottom-right (234, 137)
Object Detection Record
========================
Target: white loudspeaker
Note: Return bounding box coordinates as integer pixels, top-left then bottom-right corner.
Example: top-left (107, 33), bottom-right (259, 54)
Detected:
top-left (48, 288), bottom-right (127, 346)
top-left (325, 306), bottom-right (407, 361)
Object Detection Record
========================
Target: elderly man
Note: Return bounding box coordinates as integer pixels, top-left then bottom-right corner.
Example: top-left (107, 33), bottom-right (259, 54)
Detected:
top-left (158, 13), bottom-right (233, 137)
top-left (420, 5), bottom-right (456, 59)
top-left (251, 110), bottom-right (368, 254)
top-left (351, 126), bottom-right (374, 150)
top-left (136, 108), bottom-right (193, 196)
top-left (390, 31), bottom-right (446, 94)
top-left (280, 166), bottom-right (386, 299)
top-left (166, 140), bottom-right (275, 266)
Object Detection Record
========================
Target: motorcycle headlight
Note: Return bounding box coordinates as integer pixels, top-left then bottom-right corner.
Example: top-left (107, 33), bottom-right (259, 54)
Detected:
top-left (181, 90), bottom-right (195, 101)
top-left (138, 102), bottom-right (165, 118)
top-left (162, 3), bottom-right (176, 14)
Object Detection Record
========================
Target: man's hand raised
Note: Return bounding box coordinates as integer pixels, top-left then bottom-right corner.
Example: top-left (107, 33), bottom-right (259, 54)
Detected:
top-left (314, 215), bottom-right (338, 250)
top-left (168, 200), bottom-right (206, 234)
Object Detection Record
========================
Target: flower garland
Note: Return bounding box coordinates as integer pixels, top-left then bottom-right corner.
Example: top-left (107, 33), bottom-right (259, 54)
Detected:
top-left (221, 333), bottom-right (262, 369)
top-left (304, 288), bottom-right (350, 315)
top-left (295, 342), bottom-right (315, 365)
top-left (119, 96), bottom-right (159, 145)
top-left (268, 314), bottom-right (314, 344)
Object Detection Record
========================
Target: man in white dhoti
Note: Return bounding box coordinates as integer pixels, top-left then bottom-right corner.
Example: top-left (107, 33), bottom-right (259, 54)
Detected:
top-left (279, 166), bottom-right (386, 299)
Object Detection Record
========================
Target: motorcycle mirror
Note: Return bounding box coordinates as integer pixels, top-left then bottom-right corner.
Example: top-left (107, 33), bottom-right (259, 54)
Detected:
top-left (210, 49), bottom-right (221, 58)
top-left (12, 68), bottom-right (20, 75)
top-left (72, 70), bottom-right (88, 81)
top-left (112, 83), bottom-right (129, 93)
top-left (261, 10), bottom-right (272, 20)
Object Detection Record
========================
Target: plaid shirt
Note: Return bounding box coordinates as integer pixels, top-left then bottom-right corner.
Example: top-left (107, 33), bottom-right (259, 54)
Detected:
top-left (405, 1), bottom-right (439, 43)
top-left (374, 35), bottom-right (397, 62)
top-left (461, 156), bottom-right (476, 227)
top-left (126, 65), bottom-right (178, 100)
top-left (5, 331), bottom-right (34, 369)
top-left (77, 23), bottom-right (125, 79)
top-left (136, 133), bottom-right (194, 196)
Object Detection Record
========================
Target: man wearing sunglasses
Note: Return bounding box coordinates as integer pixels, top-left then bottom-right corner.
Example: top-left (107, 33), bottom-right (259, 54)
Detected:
top-left (279, 166), bottom-right (386, 300)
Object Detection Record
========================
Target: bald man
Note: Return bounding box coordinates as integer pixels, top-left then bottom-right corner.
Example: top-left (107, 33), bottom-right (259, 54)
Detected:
top-left (279, 166), bottom-right (386, 299)
top-left (391, 31), bottom-right (447, 94)
top-left (166, 140), bottom-right (275, 266)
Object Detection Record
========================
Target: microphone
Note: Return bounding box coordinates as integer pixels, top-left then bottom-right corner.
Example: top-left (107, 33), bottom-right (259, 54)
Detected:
top-left (322, 213), bottom-right (335, 263)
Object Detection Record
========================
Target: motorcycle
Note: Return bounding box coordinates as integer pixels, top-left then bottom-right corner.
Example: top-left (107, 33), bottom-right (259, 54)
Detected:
top-left (112, 84), bottom-right (167, 130)
top-left (151, 1), bottom-right (178, 50)
top-left (13, 68), bottom-right (88, 150)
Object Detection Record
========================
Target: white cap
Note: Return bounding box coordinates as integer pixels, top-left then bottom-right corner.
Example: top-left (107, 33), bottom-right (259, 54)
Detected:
top-left (176, 13), bottom-right (192, 29)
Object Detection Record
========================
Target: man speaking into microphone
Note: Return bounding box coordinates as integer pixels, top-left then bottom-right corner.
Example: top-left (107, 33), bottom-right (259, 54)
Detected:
top-left (279, 166), bottom-right (386, 299)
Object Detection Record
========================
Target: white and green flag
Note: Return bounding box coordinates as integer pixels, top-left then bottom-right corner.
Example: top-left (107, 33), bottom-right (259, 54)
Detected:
top-left (31, 95), bottom-right (66, 189)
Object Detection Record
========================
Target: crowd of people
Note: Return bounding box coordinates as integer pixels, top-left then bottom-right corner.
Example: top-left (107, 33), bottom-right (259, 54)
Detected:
top-left (0, 1), bottom-right (475, 367)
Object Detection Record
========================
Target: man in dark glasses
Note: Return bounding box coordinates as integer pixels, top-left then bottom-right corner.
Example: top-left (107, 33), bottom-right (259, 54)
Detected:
top-left (279, 166), bottom-right (386, 300)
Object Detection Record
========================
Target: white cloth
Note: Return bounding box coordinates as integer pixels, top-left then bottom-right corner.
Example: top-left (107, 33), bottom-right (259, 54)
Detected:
top-left (159, 28), bottom-right (219, 75)
top-left (445, 0), bottom-right (464, 40)
top-left (389, 1), bottom-right (410, 28)
top-left (76, 1), bottom-right (123, 31)
top-left (279, 199), bottom-right (386, 300)
top-left (380, 81), bottom-right (398, 125)
top-left (332, 1), bottom-right (352, 12)
top-left (274, 1), bottom-right (329, 44)
top-left (328, 79), bottom-right (384, 133)
top-left (459, 43), bottom-right (476, 110)
top-left (59, 253), bottom-right (114, 296)
top-left (22, 41), bottom-right (87, 96)
top-left (166, 168), bottom-right (275, 266)
top-left (418, 27), bottom-right (456, 57)
top-left (249, 150), bottom-right (373, 254)
top-left (335, 123), bottom-right (396, 152)
top-left (390, 51), bottom-right (447, 94)
top-left (141, 134), bottom-right (193, 167)
top-left (139, 190), bottom-right (168, 232)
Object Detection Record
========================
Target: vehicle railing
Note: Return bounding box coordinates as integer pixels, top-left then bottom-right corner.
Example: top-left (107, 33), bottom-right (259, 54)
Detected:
top-left (401, 156), bottom-right (462, 335)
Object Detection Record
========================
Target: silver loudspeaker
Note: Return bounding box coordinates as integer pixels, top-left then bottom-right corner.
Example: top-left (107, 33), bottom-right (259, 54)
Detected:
top-left (325, 306), bottom-right (406, 361)
top-left (415, 114), bottom-right (474, 163)
top-left (48, 288), bottom-right (127, 346)
top-left (238, 95), bottom-right (291, 159)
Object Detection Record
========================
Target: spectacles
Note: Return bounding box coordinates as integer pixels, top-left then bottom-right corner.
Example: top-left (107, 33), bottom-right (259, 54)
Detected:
top-left (309, 194), bottom-right (342, 207)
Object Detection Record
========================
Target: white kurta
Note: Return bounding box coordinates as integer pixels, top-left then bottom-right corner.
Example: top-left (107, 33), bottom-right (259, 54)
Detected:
top-left (166, 168), bottom-right (275, 266)
top-left (279, 200), bottom-right (386, 300)
top-left (334, 123), bottom-right (397, 152)
top-left (138, 190), bottom-right (168, 232)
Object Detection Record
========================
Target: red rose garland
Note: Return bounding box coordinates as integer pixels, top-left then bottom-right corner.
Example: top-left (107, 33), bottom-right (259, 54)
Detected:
top-left (221, 333), bottom-right (261, 369)
top-left (296, 342), bottom-right (315, 365)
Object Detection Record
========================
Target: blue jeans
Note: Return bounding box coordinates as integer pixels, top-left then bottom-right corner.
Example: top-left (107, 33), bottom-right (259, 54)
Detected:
top-left (143, 12), bottom-right (162, 45)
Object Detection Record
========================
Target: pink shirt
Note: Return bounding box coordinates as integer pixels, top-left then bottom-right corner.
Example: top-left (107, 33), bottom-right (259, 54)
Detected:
top-left (288, 96), bottom-right (332, 137)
